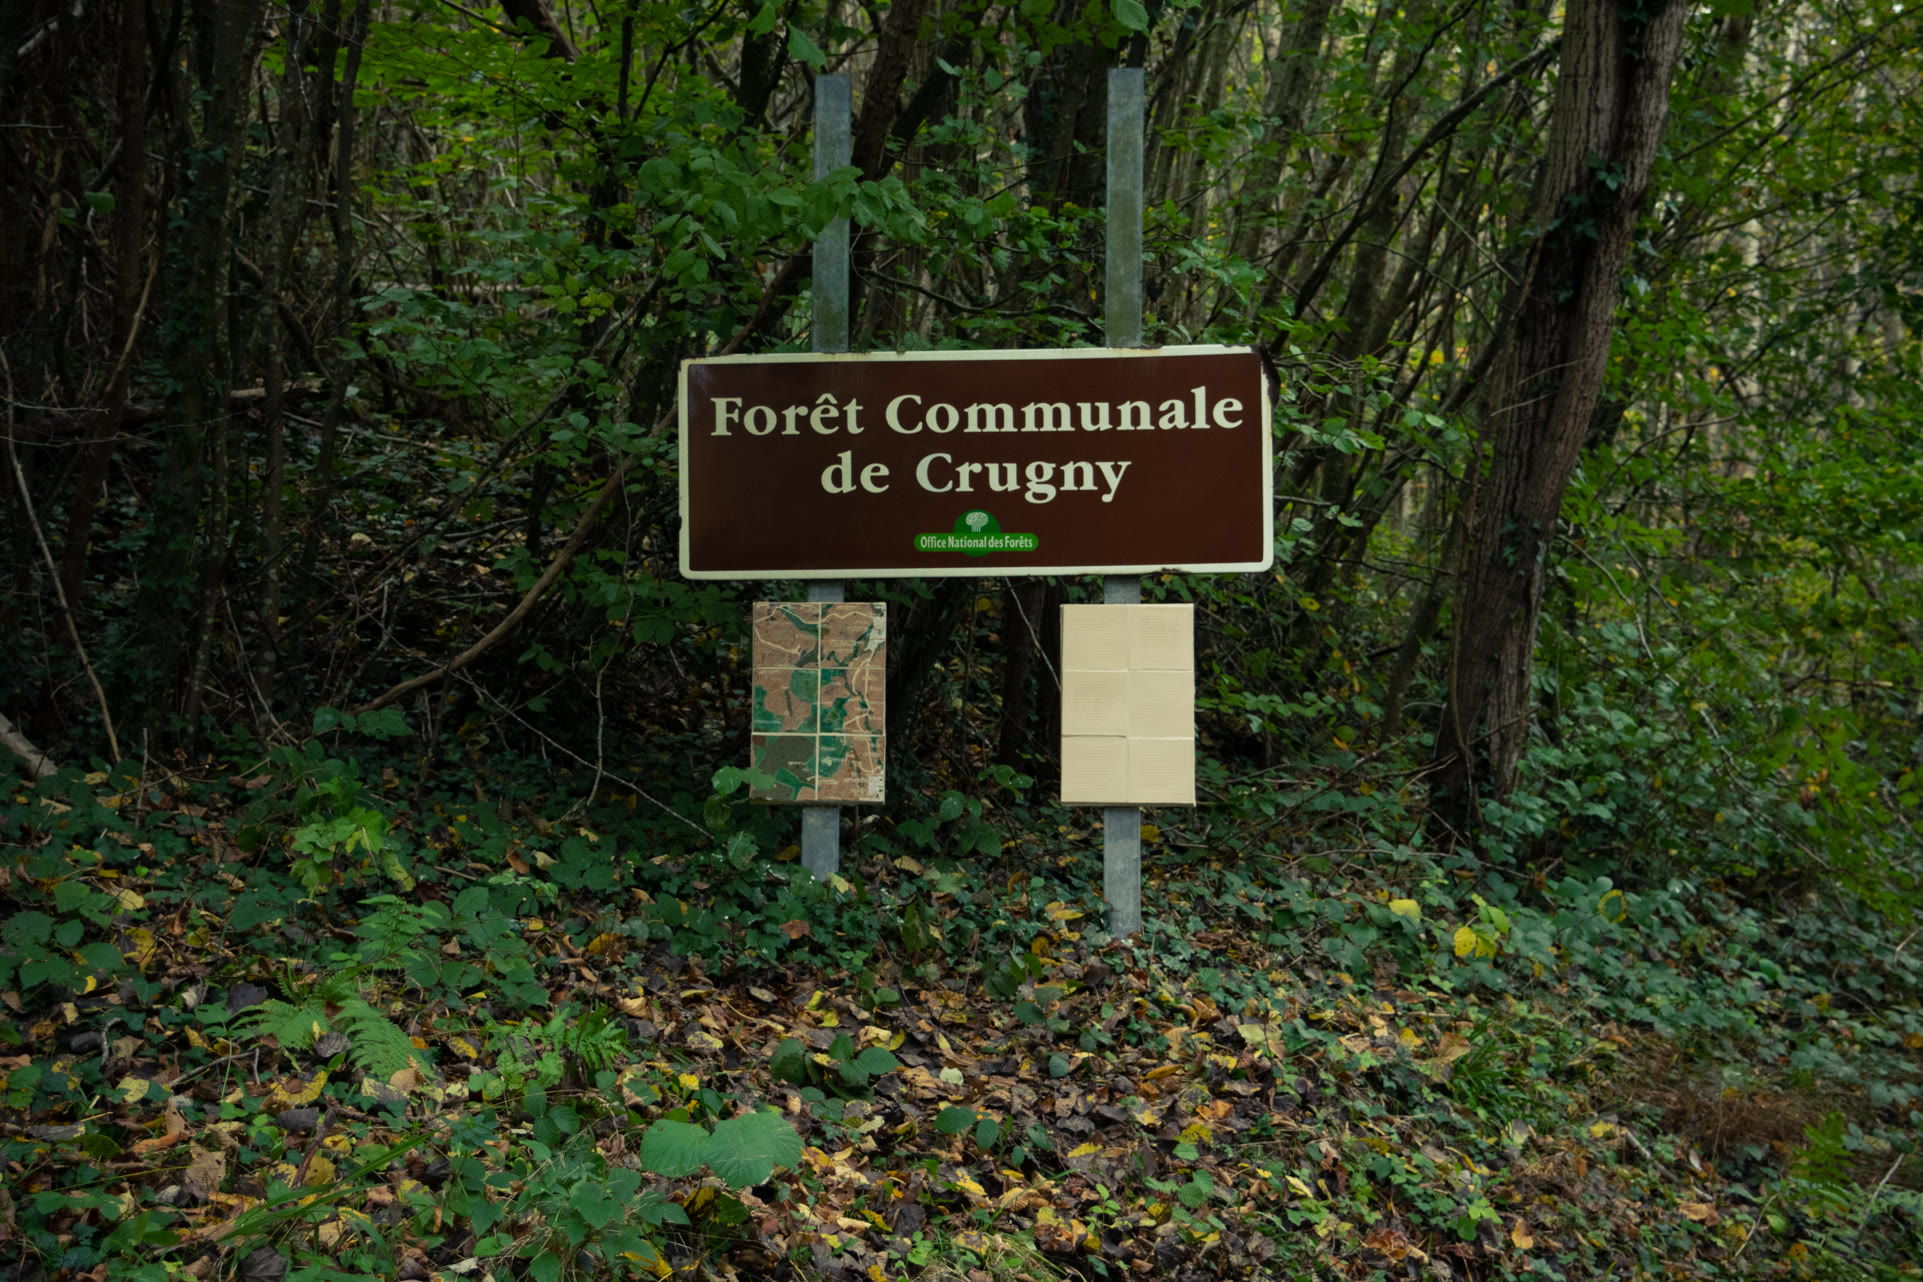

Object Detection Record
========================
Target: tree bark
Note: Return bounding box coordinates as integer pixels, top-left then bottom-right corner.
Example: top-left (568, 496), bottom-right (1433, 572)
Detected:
top-left (55, 0), bottom-right (148, 636)
top-left (139, 0), bottom-right (267, 735)
top-left (1430, 0), bottom-right (1689, 837)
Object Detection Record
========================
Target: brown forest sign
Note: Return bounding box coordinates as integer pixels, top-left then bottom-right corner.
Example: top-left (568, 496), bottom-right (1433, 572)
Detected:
top-left (678, 346), bottom-right (1273, 578)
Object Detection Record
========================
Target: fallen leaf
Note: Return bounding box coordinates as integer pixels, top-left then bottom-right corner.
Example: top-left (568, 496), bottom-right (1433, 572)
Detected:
top-left (1511, 1218), bottom-right (1534, 1249)
top-left (779, 919), bottom-right (813, 940)
top-left (266, 1070), bottom-right (327, 1112)
top-left (185, 1145), bottom-right (227, 1199)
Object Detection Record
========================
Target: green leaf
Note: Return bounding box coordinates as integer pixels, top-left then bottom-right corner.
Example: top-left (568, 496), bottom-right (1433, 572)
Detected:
top-left (769, 1037), bottom-right (810, 1085)
top-left (312, 707), bottom-right (352, 734)
top-left (706, 1111), bottom-right (802, 1189)
top-left (2, 912), bottom-right (52, 946)
top-left (637, 157), bottom-right (679, 196)
top-left (528, 1255), bottom-right (562, 1282)
top-left (1112, 0), bottom-right (1149, 31)
top-left (851, 1047), bottom-right (897, 1077)
top-left (639, 1119), bottom-right (710, 1179)
top-left (1047, 1053), bottom-right (1072, 1079)
top-left (974, 1116), bottom-right (1001, 1149)
top-left (787, 25), bottom-right (826, 69)
top-left (935, 1106), bottom-right (977, 1135)
top-left (571, 1184), bottom-right (620, 1230)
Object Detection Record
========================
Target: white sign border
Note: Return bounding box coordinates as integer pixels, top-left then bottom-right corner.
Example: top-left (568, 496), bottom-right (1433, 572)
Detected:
top-left (676, 344), bottom-right (1275, 580)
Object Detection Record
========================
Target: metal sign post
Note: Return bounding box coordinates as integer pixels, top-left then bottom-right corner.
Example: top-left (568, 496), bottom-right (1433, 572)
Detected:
top-left (803, 73), bottom-right (851, 884)
top-left (1103, 68), bottom-right (1145, 940)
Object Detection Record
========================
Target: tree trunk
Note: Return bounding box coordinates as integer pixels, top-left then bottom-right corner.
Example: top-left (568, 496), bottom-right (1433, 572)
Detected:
top-left (139, 0), bottom-right (267, 736)
top-left (55, 0), bottom-right (148, 638)
top-left (1430, 0), bottom-right (1688, 837)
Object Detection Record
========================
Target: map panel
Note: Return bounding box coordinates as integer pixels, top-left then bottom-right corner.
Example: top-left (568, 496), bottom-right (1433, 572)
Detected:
top-left (750, 602), bottom-right (886, 804)
top-left (750, 734), bottom-right (816, 802)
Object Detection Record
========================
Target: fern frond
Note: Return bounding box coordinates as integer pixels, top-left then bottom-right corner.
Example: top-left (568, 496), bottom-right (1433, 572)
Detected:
top-left (354, 895), bottom-right (446, 968)
top-left (554, 1007), bottom-right (628, 1075)
top-left (234, 998), bottom-right (330, 1051)
top-left (335, 996), bottom-right (432, 1080)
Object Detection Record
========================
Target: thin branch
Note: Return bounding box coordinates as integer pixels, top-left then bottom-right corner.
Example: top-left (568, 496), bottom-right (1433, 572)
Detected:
top-left (3, 357), bottom-right (122, 763)
top-left (352, 450), bottom-right (640, 714)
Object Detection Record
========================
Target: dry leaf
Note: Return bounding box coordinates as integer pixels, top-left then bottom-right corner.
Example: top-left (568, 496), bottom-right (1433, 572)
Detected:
top-left (1511, 1218), bottom-right (1534, 1250)
top-left (184, 1145), bottom-right (227, 1199)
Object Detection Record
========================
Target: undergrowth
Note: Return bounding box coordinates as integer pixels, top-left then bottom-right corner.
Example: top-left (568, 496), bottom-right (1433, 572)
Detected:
top-left (1, 700), bottom-right (1919, 1282)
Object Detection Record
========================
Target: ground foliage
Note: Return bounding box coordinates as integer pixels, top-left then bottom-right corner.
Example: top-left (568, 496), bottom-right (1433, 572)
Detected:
top-left (2, 688), bottom-right (1920, 1282)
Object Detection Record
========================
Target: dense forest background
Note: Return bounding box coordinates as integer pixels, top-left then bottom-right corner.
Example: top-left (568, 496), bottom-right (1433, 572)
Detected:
top-left (3, 0), bottom-right (1923, 1278)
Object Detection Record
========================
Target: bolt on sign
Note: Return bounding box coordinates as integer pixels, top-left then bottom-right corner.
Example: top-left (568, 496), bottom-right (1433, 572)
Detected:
top-left (678, 346), bottom-right (1273, 579)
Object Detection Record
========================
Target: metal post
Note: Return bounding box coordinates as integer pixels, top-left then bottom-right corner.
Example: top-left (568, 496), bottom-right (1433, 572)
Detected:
top-left (1103, 68), bottom-right (1145, 939)
top-left (1105, 68), bottom-right (1144, 351)
top-left (802, 75), bottom-right (852, 884)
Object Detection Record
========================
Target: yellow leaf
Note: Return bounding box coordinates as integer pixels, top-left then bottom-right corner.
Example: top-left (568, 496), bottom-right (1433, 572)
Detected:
top-left (1590, 1121), bottom-right (1621, 1140)
top-left (267, 1070), bottom-right (328, 1111)
top-left (1453, 926), bottom-right (1479, 958)
top-left (893, 856), bottom-right (923, 874)
top-left (121, 927), bottom-right (157, 970)
top-left (1285, 1174), bottom-right (1315, 1199)
top-left (1678, 1201), bottom-right (1717, 1223)
top-left (1511, 1219), bottom-right (1534, 1250)
top-left (1139, 824), bottom-right (1159, 842)
top-left (585, 932), bottom-right (621, 956)
top-left (1068, 1142), bottom-right (1104, 1158)
top-left (113, 889), bottom-right (146, 912)
top-left (1388, 898), bottom-right (1420, 922)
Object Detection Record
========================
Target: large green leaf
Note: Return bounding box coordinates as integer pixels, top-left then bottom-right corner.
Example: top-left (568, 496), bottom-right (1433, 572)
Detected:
top-left (705, 1111), bottom-right (803, 1189)
top-left (639, 1119), bottom-right (710, 1179)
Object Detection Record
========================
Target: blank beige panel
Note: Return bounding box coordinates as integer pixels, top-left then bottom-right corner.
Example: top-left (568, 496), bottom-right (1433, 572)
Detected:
top-left (1128, 669), bottom-right (1194, 738)
top-left (1061, 605), bottom-right (1131, 670)
top-left (1062, 669), bottom-right (1129, 736)
top-left (1061, 736), bottom-right (1129, 805)
top-left (1128, 737), bottom-right (1195, 804)
top-left (1130, 604), bottom-right (1194, 670)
